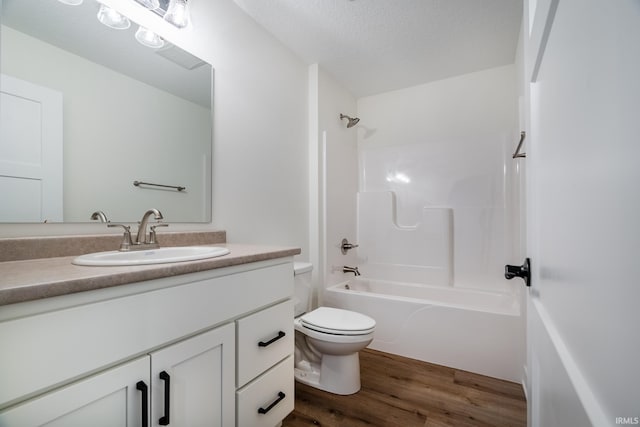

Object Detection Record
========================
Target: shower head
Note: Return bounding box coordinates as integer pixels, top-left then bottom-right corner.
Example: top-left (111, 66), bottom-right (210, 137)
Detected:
top-left (340, 113), bottom-right (360, 128)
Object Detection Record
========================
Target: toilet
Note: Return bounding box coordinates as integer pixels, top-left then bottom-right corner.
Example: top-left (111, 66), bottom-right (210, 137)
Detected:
top-left (293, 262), bottom-right (376, 395)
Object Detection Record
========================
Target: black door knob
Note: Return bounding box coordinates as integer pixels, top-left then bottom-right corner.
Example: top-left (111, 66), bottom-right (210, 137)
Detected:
top-left (505, 258), bottom-right (531, 287)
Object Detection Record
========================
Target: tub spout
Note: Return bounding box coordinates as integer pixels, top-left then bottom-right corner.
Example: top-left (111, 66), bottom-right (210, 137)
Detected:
top-left (343, 266), bottom-right (361, 276)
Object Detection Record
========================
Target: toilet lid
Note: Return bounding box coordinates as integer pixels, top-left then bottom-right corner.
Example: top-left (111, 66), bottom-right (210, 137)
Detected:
top-left (300, 307), bottom-right (376, 335)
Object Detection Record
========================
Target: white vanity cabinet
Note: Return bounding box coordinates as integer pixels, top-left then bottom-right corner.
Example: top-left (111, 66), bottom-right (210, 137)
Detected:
top-left (0, 325), bottom-right (235, 427)
top-left (0, 258), bottom-right (294, 427)
top-left (0, 356), bottom-right (150, 426)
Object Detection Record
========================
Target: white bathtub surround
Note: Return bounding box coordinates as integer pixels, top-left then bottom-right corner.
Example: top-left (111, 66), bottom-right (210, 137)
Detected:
top-left (325, 278), bottom-right (522, 382)
top-left (358, 136), bottom-right (516, 294)
top-left (357, 191), bottom-right (453, 286)
top-left (356, 65), bottom-right (520, 294)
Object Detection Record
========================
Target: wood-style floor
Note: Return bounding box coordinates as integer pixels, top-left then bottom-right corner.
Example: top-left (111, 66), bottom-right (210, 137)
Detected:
top-left (282, 349), bottom-right (526, 427)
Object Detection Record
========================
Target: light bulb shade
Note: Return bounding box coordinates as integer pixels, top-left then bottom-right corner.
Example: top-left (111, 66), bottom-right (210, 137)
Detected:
top-left (136, 0), bottom-right (160, 10)
top-left (57, 0), bottom-right (84, 5)
top-left (97, 5), bottom-right (131, 30)
top-left (163, 0), bottom-right (190, 29)
top-left (135, 26), bottom-right (165, 49)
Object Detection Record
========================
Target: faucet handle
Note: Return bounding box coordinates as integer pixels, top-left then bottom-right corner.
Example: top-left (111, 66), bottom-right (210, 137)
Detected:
top-left (149, 223), bottom-right (169, 245)
top-left (341, 238), bottom-right (359, 254)
top-left (108, 223), bottom-right (133, 251)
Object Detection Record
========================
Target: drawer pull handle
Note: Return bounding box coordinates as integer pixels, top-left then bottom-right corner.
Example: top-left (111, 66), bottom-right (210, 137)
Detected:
top-left (136, 381), bottom-right (148, 427)
top-left (258, 331), bottom-right (286, 347)
top-left (159, 371), bottom-right (170, 425)
top-left (258, 391), bottom-right (286, 415)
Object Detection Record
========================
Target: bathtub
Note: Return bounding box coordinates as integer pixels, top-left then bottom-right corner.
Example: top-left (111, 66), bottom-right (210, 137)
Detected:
top-left (323, 277), bottom-right (524, 382)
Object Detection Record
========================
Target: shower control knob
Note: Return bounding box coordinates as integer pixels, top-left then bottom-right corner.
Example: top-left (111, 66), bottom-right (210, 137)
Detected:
top-left (341, 238), bottom-right (359, 255)
top-left (505, 258), bottom-right (531, 287)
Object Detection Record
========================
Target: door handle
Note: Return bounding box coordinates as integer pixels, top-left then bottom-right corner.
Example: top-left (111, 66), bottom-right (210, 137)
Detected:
top-left (505, 258), bottom-right (531, 287)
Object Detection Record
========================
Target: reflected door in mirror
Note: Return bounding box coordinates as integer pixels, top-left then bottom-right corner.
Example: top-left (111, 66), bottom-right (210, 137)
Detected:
top-left (0, 74), bottom-right (63, 222)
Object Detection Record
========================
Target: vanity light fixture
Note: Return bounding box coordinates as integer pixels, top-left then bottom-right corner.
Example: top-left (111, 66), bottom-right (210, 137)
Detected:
top-left (163, 0), bottom-right (190, 28)
top-left (58, 0), bottom-right (191, 50)
top-left (135, 26), bottom-right (165, 48)
top-left (97, 4), bottom-right (131, 30)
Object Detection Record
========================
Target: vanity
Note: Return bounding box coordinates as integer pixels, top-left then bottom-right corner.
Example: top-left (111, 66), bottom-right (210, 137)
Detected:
top-left (0, 234), bottom-right (300, 427)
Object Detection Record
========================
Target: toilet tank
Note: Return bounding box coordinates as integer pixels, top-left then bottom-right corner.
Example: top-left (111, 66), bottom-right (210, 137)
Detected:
top-left (293, 262), bottom-right (313, 317)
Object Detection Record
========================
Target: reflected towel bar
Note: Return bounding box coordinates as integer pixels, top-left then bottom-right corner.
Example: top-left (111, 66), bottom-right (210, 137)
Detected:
top-left (512, 131), bottom-right (526, 158)
top-left (133, 181), bottom-right (186, 192)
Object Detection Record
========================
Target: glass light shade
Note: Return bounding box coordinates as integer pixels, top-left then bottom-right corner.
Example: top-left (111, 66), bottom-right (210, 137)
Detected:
top-left (57, 0), bottom-right (83, 5)
top-left (97, 5), bottom-right (131, 30)
top-left (137, 0), bottom-right (160, 10)
top-left (135, 26), bottom-right (165, 49)
top-left (163, 0), bottom-right (190, 29)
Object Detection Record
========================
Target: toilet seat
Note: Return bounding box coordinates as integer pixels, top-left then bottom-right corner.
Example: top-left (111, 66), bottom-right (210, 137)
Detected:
top-left (300, 307), bottom-right (375, 336)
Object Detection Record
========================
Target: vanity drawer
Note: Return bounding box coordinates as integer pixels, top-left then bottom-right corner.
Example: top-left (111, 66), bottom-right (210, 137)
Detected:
top-left (236, 300), bottom-right (293, 387)
top-left (236, 355), bottom-right (294, 427)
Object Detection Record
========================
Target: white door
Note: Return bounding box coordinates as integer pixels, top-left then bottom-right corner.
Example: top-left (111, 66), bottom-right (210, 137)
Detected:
top-left (0, 74), bottom-right (63, 222)
top-left (150, 324), bottom-right (235, 427)
top-left (524, 1), bottom-right (640, 426)
top-left (0, 356), bottom-right (149, 427)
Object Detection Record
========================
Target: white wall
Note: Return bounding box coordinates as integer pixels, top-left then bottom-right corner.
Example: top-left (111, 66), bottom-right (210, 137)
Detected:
top-left (308, 65), bottom-right (358, 304)
top-left (357, 65), bottom-right (520, 292)
top-left (0, 0), bottom-right (310, 257)
top-left (525, 0), bottom-right (640, 425)
top-left (1, 26), bottom-right (210, 223)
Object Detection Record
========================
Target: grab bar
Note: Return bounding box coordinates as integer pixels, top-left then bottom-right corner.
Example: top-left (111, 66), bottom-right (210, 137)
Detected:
top-left (512, 131), bottom-right (526, 159)
top-left (133, 181), bottom-right (186, 192)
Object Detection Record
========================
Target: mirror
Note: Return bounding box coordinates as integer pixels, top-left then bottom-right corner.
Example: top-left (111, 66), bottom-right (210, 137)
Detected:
top-left (0, 0), bottom-right (212, 223)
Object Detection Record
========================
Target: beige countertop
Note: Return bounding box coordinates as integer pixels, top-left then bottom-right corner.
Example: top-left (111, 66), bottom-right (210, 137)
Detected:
top-left (0, 243), bottom-right (301, 306)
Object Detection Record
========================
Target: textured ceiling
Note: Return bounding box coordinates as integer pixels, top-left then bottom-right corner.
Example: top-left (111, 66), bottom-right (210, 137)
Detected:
top-left (233, 0), bottom-right (523, 97)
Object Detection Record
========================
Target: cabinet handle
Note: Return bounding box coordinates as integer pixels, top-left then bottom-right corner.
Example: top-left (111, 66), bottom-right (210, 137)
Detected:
top-left (136, 381), bottom-right (148, 427)
top-left (257, 391), bottom-right (286, 415)
top-left (159, 371), bottom-right (170, 425)
top-left (258, 331), bottom-right (286, 347)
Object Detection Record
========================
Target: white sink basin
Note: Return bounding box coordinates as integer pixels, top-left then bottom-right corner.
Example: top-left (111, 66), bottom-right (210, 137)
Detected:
top-left (72, 246), bottom-right (230, 266)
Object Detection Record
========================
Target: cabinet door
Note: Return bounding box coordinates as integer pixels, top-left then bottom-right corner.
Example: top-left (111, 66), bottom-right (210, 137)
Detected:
top-left (150, 324), bottom-right (235, 427)
top-left (0, 356), bottom-right (149, 427)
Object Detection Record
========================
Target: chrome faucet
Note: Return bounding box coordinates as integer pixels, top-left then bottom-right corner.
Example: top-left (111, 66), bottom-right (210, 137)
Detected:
top-left (90, 210), bottom-right (109, 223)
top-left (107, 209), bottom-right (167, 251)
top-left (136, 208), bottom-right (164, 245)
top-left (343, 265), bottom-right (361, 276)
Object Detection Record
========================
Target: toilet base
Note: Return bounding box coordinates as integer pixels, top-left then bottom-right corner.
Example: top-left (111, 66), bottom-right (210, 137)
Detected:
top-left (294, 353), bottom-right (361, 395)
